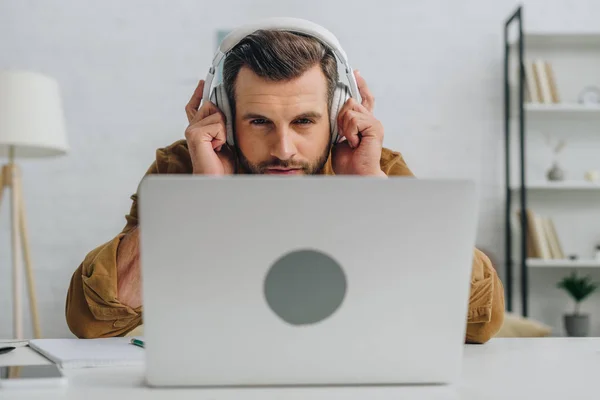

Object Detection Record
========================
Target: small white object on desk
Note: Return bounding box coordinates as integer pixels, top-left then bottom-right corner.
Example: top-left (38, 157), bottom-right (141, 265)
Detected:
top-left (0, 339), bottom-right (30, 348)
top-left (28, 338), bottom-right (144, 369)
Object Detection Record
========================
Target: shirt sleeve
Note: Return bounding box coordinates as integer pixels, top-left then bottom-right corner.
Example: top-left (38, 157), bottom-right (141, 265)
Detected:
top-left (65, 232), bottom-right (142, 338)
top-left (65, 148), bottom-right (168, 338)
top-left (382, 148), bottom-right (505, 344)
top-left (464, 249), bottom-right (505, 343)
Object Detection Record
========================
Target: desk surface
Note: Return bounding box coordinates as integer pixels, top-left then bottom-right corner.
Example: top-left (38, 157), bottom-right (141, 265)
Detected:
top-left (2, 338), bottom-right (599, 399)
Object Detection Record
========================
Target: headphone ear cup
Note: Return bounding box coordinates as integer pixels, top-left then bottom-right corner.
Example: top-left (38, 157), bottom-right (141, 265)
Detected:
top-left (210, 84), bottom-right (235, 146)
top-left (330, 82), bottom-right (351, 144)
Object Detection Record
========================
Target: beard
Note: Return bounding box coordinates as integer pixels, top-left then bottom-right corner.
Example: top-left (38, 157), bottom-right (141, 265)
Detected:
top-left (235, 140), bottom-right (331, 175)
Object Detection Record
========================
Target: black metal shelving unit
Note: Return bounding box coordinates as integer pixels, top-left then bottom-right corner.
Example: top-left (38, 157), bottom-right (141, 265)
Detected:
top-left (504, 5), bottom-right (528, 316)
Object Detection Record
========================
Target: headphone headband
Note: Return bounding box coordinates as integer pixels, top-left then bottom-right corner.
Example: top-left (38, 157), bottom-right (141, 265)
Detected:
top-left (202, 17), bottom-right (360, 104)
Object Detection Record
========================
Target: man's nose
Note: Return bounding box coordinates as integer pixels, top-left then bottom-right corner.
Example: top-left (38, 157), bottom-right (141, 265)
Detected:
top-left (270, 127), bottom-right (297, 161)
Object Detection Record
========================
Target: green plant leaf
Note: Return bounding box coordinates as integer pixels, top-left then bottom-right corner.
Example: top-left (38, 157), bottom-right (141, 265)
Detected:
top-left (557, 272), bottom-right (598, 302)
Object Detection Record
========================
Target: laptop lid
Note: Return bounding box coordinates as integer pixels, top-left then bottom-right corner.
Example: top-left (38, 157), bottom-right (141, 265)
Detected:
top-left (139, 176), bottom-right (478, 387)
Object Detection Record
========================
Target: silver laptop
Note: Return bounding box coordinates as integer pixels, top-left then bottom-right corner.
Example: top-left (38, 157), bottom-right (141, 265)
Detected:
top-left (138, 176), bottom-right (478, 387)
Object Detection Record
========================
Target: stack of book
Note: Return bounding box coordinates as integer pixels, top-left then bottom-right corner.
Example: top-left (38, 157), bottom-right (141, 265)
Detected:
top-left (517, 209), bottom-right (564, 260)
top-left (524, 59), bottom-right (560, 104)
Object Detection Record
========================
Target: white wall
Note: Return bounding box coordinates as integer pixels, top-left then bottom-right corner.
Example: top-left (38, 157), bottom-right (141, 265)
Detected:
top-left (1, 0), bottom-right (600, 338)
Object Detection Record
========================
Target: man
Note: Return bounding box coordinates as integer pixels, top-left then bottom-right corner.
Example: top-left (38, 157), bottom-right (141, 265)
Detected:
top-left (65, 29), bottom-right (504, 343)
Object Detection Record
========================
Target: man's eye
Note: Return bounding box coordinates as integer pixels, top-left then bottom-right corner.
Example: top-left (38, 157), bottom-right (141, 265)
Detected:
top-left (295, 118), bottom-right (313, 125)
top-left (251, 119), bottom-right (268, 125)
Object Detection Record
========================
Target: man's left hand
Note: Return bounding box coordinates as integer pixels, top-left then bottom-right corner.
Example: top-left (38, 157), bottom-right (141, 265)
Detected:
top-left (331, 71), bottom-right (385, 176)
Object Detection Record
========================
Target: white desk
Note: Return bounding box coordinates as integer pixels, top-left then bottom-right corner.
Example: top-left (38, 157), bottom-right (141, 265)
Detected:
top-left (2, 338), bottom-right (599, 399)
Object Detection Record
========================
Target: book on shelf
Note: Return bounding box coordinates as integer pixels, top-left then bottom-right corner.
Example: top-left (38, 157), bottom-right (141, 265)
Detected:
top-left (516, 209), bottom-right (564, 260)
top-left (523, 59), bottom-right (560, 104)
top-left (544, 62), bottom-right (560, 103)
top-left (534, 59), bottom-right (553, 104)
top-left (524, 62), bottom-right (539, 103)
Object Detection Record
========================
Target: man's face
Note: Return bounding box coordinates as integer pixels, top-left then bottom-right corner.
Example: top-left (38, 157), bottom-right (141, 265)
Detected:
top-left (233, 64), bottom-right (331, 175)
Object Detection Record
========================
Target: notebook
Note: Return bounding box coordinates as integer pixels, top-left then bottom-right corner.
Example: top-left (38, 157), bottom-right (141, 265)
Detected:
top-left (28, 337), bottom-right (145, 369)
top-left (0, 339), bottom-right (30, 348)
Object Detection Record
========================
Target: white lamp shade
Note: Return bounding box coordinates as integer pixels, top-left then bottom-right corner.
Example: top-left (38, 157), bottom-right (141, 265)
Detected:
top-left (0, 70), bottom-right (69, 158)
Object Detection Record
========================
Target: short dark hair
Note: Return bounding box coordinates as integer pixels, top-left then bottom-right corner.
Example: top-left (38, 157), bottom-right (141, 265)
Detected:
top-left (222, 30), bottom-right (338, 119)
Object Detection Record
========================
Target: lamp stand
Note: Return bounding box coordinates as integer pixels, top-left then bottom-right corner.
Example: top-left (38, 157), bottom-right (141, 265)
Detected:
top-left (0, 146), bottom-right (41, 339)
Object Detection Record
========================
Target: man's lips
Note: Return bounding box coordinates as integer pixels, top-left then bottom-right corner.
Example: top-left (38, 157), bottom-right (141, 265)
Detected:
top-left (265, 167), bottom-right (303, 175)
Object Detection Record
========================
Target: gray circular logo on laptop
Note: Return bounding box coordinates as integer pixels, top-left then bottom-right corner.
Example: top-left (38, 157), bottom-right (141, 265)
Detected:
top-left (264, 249), bottom-right (347, 325)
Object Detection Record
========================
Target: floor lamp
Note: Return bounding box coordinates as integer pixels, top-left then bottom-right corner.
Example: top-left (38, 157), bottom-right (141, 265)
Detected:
top-left (0, 70), bottom-right (69, 339)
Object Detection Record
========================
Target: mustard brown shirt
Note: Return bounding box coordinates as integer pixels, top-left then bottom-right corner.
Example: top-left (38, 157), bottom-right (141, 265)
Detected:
top-left (65, 140), bottom-right (505, 343)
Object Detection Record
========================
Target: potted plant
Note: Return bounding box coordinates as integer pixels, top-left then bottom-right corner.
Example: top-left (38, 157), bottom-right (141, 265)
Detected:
top-left (557, 272), bottom-right (598, 337)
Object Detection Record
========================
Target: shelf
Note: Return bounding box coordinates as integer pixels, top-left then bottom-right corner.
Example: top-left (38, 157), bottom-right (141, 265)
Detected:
top-left (527, 258), bottom-right (600, 268)
top-left (525, 103), bottom-right (600, 113)
top-left (511, 32), bottom-right (600, 48)
top-left (511, 181), bottom-right (600, 191)
top-left (503, 9), bottom-right (600, 315)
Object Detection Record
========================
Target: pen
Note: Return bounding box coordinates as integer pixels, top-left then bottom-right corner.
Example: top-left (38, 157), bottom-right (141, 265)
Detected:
top-left (130, 338), bottom-right (145, 349)
top-left (0, 346), bottom-right (16, 355)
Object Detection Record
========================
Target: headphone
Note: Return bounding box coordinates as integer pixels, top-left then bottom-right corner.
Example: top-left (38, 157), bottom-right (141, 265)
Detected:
top-left (201, 17), bottom-right (361, 147)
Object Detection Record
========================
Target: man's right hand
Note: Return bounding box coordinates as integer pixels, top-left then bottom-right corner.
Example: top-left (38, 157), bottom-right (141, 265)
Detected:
top-left (184, 80), bottom-right (235, 175)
